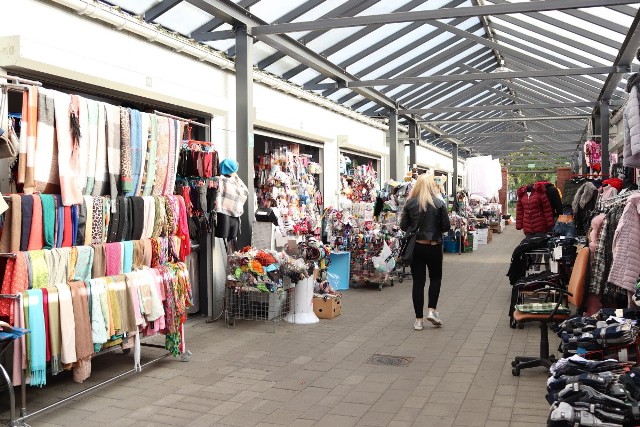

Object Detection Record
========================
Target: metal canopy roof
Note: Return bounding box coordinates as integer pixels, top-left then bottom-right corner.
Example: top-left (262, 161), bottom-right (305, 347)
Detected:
top-left (105, 0), bottom-right (640, 167)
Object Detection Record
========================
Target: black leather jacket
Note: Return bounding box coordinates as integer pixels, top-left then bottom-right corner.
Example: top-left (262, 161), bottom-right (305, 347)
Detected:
top-left (400, 197), bottom-right (451, 242)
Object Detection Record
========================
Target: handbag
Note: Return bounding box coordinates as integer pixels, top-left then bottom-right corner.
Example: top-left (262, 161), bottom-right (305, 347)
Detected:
top-left (398, 209), bottom-right (428, 266)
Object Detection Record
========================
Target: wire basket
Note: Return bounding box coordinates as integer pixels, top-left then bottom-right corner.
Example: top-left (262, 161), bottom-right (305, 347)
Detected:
top-left (224, 279), bottom-right (294, 329)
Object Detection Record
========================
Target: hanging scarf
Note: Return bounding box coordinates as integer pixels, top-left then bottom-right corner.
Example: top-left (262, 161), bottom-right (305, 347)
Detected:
top-left (22, 86), bottom-right (39, 193)
top-left (88, 278), bottom-right (108, 350)
top-left (164, 195), bottom-right (178, 237)
top-left (107, 197), bottom-right (121, 243)
top-left (92, 103), bottom-right (109, 197)
top-left (85, 100), bottom-right (99, 195)
top-left (122, 241), bottom-right (134, 274)
top-left (129, 109), bottom-right (143, 197)
top-left (163, 119), bottom-right (176, 196)
top-left (25, 289), bottom-right (46, 387)
top-left (68, 247), bottom-right (78, 281)
top-left (56, 283), bottom-right (76, 365)
top-left (12, 296), bottom-right (27, 386)
top-left (55, 195), bottom-right (64, 248)
top-left (55, 91), bottom-right (83, 205)
top-left (40, 195), bottom-right (56, 250)
top-left (0, 256), bottom-right (18, 322)
top-left (77, 96), bottom-right (90, 195)
top-left (135, 112), bottom-right (151, 196)
top-left (46, 286), bottom-right (62, 375)
top-left (120, 108), bottom-right (133, 194)
top-left (175, 195), bottom-right (191, 260)
top-left (46, 248), bottom-right (70, 287)
top-left (34, 89), bottom-right (60, 195)
top-left (105, 103), bottom-right (121, 202)
top-left (142, 196), bottom-right (156, 239)
top-left (114, 275), bottom-right (137, 334)
top-left (69, 281), bottom-right (93, 383)
top-left (20, 195), bottom-right (33, 252)
top-left (41, 288), bottom-right (51, 362)
top-left (153, 116), bottom-right (170, 196)
top-left (132, 240), bottom-right (145, 270)
top-left (27, 195), bottom-right (44, 251)
top-left (122, 197), bottom-right (132, 242)
top-left (27, 250), bottom-right (49, 289)
top-left (91, 197), bottom-right (104, 245)
top-left (62, 206), bottom-right (73, 247)
top-left (131, 197), bottom-right (145, 240)
top-left (0, 194), bottom-right (22, 253)
top-left (71, 205), bottom-right (79, 246)
top-left (105, 277), bottom-right (122, 335)
top-left (124, 271), bottom-right (145, 327)
top-left (142, 115), bottom-right (159, 196)
top-left (165, 120), bottom-right (185, 195)
top-left (143, 239), bottom-right (153, 267)
top-left (105, 242), bottom-right (123, 276)
top-left (153, 196), bottom-right (167, 237)
top-left (102, 197), bottom-right (110, 244)
top-left (82, 196), bottom-right (94, 246)
top-left (92, 244), bottom-right (106, 279)
top-left (74, 246), bottom-right (94, 282)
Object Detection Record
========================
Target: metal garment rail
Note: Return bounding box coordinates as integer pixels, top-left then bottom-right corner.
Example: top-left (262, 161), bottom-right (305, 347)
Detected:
top-left (13, 350), bottom-right (170, 426)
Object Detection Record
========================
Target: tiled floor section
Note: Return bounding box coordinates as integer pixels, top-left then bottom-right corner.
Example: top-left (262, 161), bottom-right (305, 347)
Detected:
top-left (3, 225), bottom-right (555, 426)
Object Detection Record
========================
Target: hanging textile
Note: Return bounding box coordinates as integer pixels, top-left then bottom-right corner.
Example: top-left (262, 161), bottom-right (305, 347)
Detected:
top-left (55, 92), bottom-right (83, 206)
top-left (105, 103), bottom-right (121, 202)
top-left (34, 89), bottom-right (59, 195)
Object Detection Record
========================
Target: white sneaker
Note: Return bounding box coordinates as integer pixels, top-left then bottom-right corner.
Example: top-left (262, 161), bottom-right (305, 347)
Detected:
top-left (426, 310), bottom-right (442, 327)
top-left (414, 319), bottom-right (423, 331)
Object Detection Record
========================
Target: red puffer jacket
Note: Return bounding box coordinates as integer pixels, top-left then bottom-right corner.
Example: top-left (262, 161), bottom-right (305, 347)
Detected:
top-left (516, 183), bottom-right (555, 234)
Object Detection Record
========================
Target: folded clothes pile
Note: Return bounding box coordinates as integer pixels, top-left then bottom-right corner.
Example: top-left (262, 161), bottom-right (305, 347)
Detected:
top-left (554, 314), bottom-right (638, 355)
top-left (547, 356), bottom-right (640, 427)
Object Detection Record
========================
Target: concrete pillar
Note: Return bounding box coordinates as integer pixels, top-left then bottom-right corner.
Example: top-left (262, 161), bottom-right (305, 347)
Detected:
top-left (499, 167), bottom-right (508, 215)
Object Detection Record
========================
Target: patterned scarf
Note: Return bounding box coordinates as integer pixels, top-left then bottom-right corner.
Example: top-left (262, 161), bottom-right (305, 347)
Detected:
top-left (130, 109), bottom-right (143, 197)
top-left (27, 250), bottom-right (49, 289)
top-left (120, 108), bottom-right (133, 194)
top-left (56, 91), bottom-right (83, 205)
top-left (142, 114), bottom-right (159, 196)
top-left (105, 242), bottom-right (123, 276)
top-left (153, 116), bottom-right (170, 196)
top-left (91, 197), bottom-right (104, 245)
top-left (74, 246), bottom-right (94, 282)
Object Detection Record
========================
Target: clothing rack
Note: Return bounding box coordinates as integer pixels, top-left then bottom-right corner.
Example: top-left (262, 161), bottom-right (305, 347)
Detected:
top-left (0, 75), bottom-right (42, 87)
top-left (596, 189), bottom-right (639, 211)
top-left (153, 110), bottom-right (209, 128)
top-left (0, 294), bottom-right (26, 427)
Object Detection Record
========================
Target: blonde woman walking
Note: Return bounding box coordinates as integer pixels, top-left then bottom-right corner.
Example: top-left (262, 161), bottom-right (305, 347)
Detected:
top-left (400, 174), bottom-right (451, 330)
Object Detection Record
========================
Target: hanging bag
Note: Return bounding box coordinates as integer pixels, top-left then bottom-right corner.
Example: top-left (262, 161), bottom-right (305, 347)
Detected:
top-left (0, 86), bottom-right (17, 159)
top-left (397, 207), bottom-right (427, 267)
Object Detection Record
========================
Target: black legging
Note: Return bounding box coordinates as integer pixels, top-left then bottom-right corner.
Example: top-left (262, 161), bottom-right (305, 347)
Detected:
top-left (410, 242), bottom-right (443, 318)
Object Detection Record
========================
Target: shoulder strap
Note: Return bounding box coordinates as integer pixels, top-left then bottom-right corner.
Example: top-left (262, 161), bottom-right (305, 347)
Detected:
top-left (413, 206), bottom-right (428, 233)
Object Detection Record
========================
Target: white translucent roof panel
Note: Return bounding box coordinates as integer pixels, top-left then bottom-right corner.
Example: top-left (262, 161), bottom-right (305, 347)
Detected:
top-left (288, 69), bottom-right (322, 86)
top-left (247, 0), bottom-right (307, 23)
top-left (153, 2), bottom-right (214, 36)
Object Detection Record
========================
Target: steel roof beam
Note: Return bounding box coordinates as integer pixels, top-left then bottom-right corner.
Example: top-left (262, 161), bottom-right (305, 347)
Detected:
top-left (486, 0), bottom-right (620, 49)
top-left (190, 0), bottom-right (261, 34)
top-left (438, 130), bottom-right (584, 138)
top-left (423, 115), bottom-right (591, 125)
top-left (192, 29), bottom-right (236, 41)
top-left (183, 0), bottom-right (400, 113)
top-left (144, 0), bottom-right (182, 21)
top-left (400, 101), bottom-right (598, 114)
top-left (251, 0), bottom-right (637, 35)
top-left (286, 0), bottom-right (445, 80)
top-left (256, 0), bottom-right (382, 68)
top-left (599, 8), bottom-right (640, 101)
top-left (346, 66), bottom-right (627, 87)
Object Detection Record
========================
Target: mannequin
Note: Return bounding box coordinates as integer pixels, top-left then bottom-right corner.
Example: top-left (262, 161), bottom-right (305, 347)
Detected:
top-left (214, 158), bottom-right (249, 245)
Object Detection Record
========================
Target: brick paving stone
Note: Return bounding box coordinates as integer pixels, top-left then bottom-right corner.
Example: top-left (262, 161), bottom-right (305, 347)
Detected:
top-left (17, 226), bottom-right (560, 427)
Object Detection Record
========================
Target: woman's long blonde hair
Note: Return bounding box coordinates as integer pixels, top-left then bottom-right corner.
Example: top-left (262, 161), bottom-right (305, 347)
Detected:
top-left (408, 173), bottom-right (440, 211)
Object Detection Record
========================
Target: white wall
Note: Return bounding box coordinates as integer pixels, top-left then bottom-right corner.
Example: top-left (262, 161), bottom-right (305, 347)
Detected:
top-left (414, 145), bottom-right (466, 193)
top-left (0, 0), bottom-right (391, 208)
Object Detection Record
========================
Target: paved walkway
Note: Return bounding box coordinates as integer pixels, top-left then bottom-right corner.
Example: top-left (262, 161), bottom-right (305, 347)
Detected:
top-left (5, 225), bottom-right (553, 426)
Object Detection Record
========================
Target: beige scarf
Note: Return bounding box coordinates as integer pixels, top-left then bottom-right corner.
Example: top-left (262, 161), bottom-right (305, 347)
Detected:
top-left (55, 283), bottom-right (76, 365)
top-left (47, 286), bottom-right (62, 375)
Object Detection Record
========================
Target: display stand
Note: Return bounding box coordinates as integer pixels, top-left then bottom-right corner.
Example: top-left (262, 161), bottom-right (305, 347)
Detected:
top-left (286, 276), bottom-right (319, 324)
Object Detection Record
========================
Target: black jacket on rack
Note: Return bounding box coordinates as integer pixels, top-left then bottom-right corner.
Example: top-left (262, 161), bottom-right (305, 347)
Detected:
top-left (537, 181), bottom-right (563, 217)
top-left (506, 234), bottom-right (550, 285)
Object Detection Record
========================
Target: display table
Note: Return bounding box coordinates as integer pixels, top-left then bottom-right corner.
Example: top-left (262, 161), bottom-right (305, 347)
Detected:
top-left (328, 251), bottom-right (351, 290)
top-left (286, 276), bottom-right (320, 324)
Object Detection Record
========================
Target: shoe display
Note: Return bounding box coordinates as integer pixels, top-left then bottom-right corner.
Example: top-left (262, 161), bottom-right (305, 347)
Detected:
top-left (426, 309), bottom-right (442, 327)
top-left (414, 319), bottom-right (423, 331)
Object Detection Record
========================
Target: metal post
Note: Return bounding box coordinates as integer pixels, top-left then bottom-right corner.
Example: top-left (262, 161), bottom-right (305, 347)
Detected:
top-left (389, 110), bottom-right (400, 179)
top-left (235, 26), bottom-right (254, 248)
top-left (600, 101), bottom-right (610, 176)
top-left (452, 144), bottom-right (458, 197)
top-left (409, 121), bottom-right (418, 169)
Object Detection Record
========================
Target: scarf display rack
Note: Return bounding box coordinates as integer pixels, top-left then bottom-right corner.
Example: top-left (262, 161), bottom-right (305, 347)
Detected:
top-left (0, 79), bottom-right (197, 425)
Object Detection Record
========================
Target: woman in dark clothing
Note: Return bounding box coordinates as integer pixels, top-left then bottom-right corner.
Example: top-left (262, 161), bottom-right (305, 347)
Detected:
top-left (400, 174), bottom-right (451, 330)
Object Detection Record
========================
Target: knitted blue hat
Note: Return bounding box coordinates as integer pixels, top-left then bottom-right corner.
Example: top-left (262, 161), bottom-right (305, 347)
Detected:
top-left (220, 158), bottom-right (239, 175)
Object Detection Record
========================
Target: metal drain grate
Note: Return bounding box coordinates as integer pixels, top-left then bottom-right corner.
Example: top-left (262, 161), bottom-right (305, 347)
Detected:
top-left (366, 354), bottom-right (414, 367)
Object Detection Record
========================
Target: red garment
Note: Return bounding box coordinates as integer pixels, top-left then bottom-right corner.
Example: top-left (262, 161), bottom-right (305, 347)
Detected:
top-left (28, 195), bottom-right (44, 251)
top-left (0, 253), bottom-right (28, 324)
top-left (516, 183), bottom-right (554, 234)
top-left (42, 288), bottom-right (51, 362)
top-left (602, 177), bottom-right (623, 191)
top-left (62, 206), bottom-right (73, 247)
